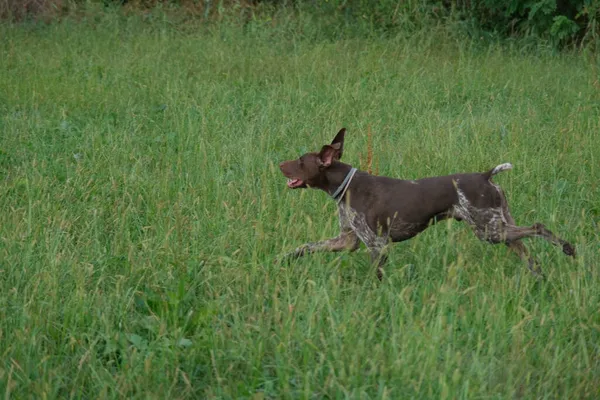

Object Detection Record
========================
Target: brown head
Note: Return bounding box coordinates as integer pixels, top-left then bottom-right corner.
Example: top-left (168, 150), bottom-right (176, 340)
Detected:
top-left (279, 128), bottom-right (347, 191)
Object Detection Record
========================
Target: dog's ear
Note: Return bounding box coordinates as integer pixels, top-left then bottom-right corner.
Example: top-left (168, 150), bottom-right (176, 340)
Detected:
top-left (318, 143), bottom-right (341, 167)
top-left (330, 128), bottom-right (346, 159)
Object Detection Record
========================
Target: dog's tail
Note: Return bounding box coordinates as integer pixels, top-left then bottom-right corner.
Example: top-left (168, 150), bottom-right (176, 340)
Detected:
top-left (483, 163), bottom-right (513, 180)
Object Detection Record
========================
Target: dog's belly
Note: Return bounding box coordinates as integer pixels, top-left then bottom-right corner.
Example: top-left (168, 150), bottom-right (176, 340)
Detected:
top-left (388, 219), bottom-right (429, 242)
top-left (339, 204), bottom-right (428, 246)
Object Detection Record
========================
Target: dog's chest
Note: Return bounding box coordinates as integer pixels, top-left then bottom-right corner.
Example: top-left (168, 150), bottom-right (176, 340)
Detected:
top-left (337, 203), bottom-right (386, 249)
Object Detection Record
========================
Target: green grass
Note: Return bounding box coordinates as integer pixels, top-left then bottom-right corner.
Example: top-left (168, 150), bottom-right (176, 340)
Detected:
top-left (0, 12), bottom-right (599, 399)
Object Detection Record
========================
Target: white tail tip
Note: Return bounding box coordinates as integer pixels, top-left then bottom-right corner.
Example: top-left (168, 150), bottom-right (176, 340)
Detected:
top-left (491, 163), bottom-right (513, 176)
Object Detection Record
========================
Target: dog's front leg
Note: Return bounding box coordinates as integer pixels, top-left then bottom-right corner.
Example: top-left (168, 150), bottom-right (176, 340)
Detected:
top-left (283, 230), bottom-right (360, 260)
top-left (279, 207), bottom-right (360, 262)
top-left (368, 244), bottom-right (388, 281)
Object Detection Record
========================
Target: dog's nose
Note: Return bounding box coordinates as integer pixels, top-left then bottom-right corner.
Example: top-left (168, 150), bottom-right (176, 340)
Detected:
top-left (279, 162), bottom-right (285, 169)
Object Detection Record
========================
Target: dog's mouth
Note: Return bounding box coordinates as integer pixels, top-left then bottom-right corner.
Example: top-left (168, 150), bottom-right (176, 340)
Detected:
top-left (287, 178), bottom-right (306, 189)
top-left (280, 161), bottom-right (307, 189)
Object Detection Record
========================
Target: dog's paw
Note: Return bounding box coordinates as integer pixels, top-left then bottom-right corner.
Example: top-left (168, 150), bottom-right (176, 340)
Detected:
top-left (527, 261), bottom-right (545, 280)
top-left (276, 249), bottom-right (304, 265)
top-left (532, 223), bottom-right (546, 232)
top-left (275, 255), bottom-right (290, 265)
top-left (562, 242), bottom-right (576, 257)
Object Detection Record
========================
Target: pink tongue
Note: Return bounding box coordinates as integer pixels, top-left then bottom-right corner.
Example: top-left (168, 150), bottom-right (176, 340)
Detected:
top-left (287, 179), bottom-right (301, 188)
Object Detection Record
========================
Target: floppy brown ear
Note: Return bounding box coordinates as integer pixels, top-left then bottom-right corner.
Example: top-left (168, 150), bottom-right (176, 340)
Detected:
top-left (318, 143), bottom-right (341, 167)
top-left (330, 128), bottom-right (346, 159)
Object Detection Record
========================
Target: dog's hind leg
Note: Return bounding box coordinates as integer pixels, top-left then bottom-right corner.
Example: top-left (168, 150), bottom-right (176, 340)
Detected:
top-left (506, 240), bottom-right (543, 277)
top-left (502, 223), bottom-right (575, 257)
top-left (500, 204), bottom-right (542, 276)
top-left (466, 196), bottom-right (574, 276)
top-left (490, 189), bottom-right (574, 276)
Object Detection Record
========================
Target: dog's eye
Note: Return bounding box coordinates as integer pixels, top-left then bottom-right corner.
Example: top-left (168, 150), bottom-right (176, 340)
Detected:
top-left (298, 158), bottom-right (304, 167)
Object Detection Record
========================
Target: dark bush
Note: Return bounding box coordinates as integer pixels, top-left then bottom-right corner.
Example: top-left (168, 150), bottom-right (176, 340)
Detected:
top-left (0, 0), bottom-right (67, 20)
top-left (453, 0), bottom-right (599, 46)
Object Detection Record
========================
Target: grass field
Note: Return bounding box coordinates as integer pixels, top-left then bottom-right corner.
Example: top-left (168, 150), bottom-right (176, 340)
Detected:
top-left (1, 11), bottom-right (599, 399)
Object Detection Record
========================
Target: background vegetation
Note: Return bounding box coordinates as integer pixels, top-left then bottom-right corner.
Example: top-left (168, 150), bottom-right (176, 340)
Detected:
top-left (1, 0), bottom-right (600, 48)
top-left (1, 1), bottom-right (599, 398)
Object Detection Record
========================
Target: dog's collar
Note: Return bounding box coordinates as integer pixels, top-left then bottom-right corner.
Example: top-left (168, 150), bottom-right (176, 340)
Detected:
top-left (331, 167), bottom-right (357, 203)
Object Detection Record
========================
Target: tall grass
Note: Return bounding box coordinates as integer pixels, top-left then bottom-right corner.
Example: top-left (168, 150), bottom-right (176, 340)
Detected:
top-left (0, 12), bottom-right (598, 399)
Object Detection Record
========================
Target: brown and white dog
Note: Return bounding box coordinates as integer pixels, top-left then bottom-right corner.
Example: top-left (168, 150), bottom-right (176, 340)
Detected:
top-left (279, 128), bottom-right (575, 280)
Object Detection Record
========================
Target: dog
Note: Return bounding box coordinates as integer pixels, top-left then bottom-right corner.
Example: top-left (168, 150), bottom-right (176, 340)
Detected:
top-left (279, 128), bottom-right (575, 280)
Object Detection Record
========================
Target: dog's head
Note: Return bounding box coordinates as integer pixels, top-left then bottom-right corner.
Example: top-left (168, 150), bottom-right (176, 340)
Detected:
top-left (279, 128), bottom-right (346, 189)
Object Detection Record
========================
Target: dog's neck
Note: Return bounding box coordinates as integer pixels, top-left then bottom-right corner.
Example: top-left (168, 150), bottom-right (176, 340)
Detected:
top-left (318, 162), bottom-right (357, 197)
top-left (331, 167), bottom-right (357, 202)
